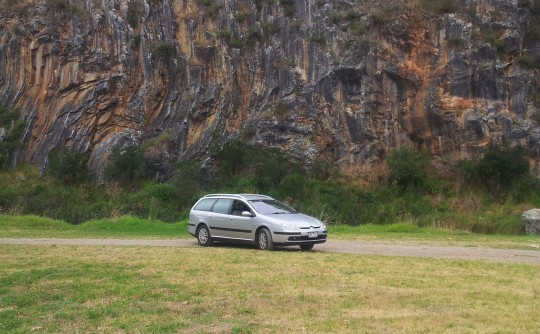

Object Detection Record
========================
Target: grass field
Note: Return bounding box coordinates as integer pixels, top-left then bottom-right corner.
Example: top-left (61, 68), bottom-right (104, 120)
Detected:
top-left (0, 244), bottom-right (538, 333)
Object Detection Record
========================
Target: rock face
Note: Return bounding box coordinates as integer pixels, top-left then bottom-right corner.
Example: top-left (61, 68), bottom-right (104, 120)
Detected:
top-left (522, 209), bottom-right (540, 235)
top-left (0, 0), bottom-right (539, 180)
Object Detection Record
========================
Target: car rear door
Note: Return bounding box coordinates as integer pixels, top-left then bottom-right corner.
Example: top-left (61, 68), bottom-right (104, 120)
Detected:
top-left (208, 198), bottom-right (234, 238)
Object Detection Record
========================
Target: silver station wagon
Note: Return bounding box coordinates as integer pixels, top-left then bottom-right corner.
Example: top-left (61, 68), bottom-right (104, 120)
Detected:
top-left (188, 194), bottom-right (327, 250)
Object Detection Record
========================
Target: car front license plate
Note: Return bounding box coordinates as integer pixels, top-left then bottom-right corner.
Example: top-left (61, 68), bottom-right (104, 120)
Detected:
top-left (308, 232), bottom-right (318, 238)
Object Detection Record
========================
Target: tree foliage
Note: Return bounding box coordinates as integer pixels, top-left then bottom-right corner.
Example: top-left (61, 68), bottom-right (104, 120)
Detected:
top-left (0, 106), bottom-right (25, 169)
top-left (105, 146), bottom-right (147, 189)
top-left (387, 147), bottom-right (430, 192)
top-left (48, 149), bottom-right (89, 185)
top-left (459, 147), bottom-right (530, 193)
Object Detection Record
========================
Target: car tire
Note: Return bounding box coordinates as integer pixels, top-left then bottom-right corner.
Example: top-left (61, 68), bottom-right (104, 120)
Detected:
top-left (257, 228), bottom-right (274, 251)
top-left (299, 244), bottom-right (314, 251)
top-left (197, 225), bottom-right (212, 247)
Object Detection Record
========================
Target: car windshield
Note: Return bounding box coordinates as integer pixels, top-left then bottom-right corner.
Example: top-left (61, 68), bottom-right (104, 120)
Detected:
top-left (248, 199), bottom-right (298, 215)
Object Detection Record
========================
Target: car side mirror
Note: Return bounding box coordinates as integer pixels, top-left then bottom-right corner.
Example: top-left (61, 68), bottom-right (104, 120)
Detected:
top-left (241, 211), bottom-right (253, 217)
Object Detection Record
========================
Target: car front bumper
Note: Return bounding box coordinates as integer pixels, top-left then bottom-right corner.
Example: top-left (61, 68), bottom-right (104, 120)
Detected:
top-left (272, 229), bottom-right (327, 246)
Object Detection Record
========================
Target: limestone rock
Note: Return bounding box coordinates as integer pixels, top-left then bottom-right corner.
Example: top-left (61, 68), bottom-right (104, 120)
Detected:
top-left (522, 209), bottom-right (540, 235)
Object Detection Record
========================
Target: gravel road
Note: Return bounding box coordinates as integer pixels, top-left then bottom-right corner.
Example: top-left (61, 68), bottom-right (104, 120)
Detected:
top-left (1, 238), bottom-right (539, 265)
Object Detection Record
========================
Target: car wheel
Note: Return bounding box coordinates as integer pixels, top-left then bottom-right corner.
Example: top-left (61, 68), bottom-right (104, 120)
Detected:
top-left (257, 228), bottom-right (274, 251)
top-left (197, 225), bottom-right (212, 246)
top-left (299, 244), bottom-right (314, 251)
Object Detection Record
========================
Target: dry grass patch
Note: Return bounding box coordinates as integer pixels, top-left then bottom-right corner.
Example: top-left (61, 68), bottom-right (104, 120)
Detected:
top-left (0, 245), bottom-right (538, 333)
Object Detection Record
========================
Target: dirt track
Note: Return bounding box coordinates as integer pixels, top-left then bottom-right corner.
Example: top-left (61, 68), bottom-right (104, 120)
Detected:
top-left (0, 238), bottom-right (539, 265)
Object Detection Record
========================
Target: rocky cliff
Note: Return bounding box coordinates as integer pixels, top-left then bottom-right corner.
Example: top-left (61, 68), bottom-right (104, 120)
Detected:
top-left (0, 0), bottom-right (539, 181)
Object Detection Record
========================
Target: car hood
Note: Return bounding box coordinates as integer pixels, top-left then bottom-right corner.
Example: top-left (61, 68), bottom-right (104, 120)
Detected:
top-left (263, 213), bottom-right (323, 228)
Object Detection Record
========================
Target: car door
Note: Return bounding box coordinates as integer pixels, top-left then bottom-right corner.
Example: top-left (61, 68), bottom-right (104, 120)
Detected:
top-left (208, 198), bottom-right (234, 238)
top-left (227, 200), bottom-right (256, 240)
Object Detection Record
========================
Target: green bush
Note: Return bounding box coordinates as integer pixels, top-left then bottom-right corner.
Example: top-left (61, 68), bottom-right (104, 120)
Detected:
top-left (126, 3), bottom-right (142, 28)
top-left (387, 147), bottom-right (430, 192)
top-left (154, 41), bottom-right (175, 59)
top-left (0, 105), bottom-right (25, 169)
top-left (196, 0), bottom-right (222, 18)
top-left (419, 0), bottom-right (458, 15)
top-left (234, 12), bottom-right (248, 23)
top-left (459, 147), bottom-right (530, 194)
top-left (279, 0), bottom-right (295, 17)
top-left (105, 146), bottom-right (147, 189)
top-left (518, 54), bottom-right (540, 69)
top-left (47, 149), bottom-right (89, 185)
top-left (246, 26), bottom-right (264, 45)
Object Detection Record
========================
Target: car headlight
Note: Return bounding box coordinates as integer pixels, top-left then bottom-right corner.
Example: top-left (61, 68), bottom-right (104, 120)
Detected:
top-left (317, 220), bottom-right (326, 229)
top-left (282, 224), bottom-right (300, 231)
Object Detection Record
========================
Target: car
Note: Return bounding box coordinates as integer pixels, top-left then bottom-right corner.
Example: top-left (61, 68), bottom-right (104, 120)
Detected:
top-left (188, 194), bottom-right (327, 250)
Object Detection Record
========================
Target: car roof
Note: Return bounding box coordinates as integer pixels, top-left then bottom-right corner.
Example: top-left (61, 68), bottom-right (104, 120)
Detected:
top-left (202, 193), bottom-right (274, 201)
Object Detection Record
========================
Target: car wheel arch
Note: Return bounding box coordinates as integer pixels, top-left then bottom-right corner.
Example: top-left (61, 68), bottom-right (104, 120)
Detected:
top-left (254, 225), bottom-right (271, 241)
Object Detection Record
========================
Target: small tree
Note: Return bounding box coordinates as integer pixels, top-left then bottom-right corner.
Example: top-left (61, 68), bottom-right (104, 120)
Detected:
top-left (0, 106), bottom-right (25, 169)
top-left (48, 149), bottom-right (89, 185)
top-left (105, 146), bottom-right (147, 189)
top-left (460, 147), bottom-right (530, 193)
top-left (387, 147), bottom-right (430, 192)
top-left (173, 159), bottom-right (204, 206)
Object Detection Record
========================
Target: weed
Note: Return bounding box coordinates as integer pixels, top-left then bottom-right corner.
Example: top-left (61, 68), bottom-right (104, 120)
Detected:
top-left (310, 30), bottom-right (327, 47)
top-left (279, 0), bottom-right (295, 17)
top-left (447, 37), bottom-right (465, 48)
top-left (154, 41), bottom-right (175, 59)
top-left (246, 26), bottom-right (263, 45)
top-left (419, 0), bottom-right (458, 15)
top-left (518, 54), bottom-right (540, 69)
top-left (234, 12), bottom-right (248, 23)
top-left (272, 101), bottom-right (288, 117)
top-left (126, 3), bottom-right (142, 28)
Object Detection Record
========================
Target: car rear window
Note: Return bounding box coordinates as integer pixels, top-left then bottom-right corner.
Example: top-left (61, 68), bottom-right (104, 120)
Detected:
top-left (211, 199), bottom-right (233, 214)
top-left (193, 198), bottom-right (217, 211)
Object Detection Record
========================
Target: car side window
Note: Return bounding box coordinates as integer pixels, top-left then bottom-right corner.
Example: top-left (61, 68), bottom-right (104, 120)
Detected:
top-left (193, 199), bottom-right (217, 211)
top-left (231, 200), bottom-right (250, 216)
top-left (211, 199), bottom-right (233, 214)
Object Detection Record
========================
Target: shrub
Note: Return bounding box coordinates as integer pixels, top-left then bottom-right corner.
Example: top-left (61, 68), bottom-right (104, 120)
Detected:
top-left (154, 41), bottom-right (175, 59)
top-left (518, 54), bottom-right (540, 69)
top-left (447, 37), bottom-right (465, 48)
top-left (105, 146), bottom-right (147, 189)
top-left (387, 147), bottom-right (430, 192)
top-left (173, 159), bottom-right (204, 206)
top-left (0, 105), bottom-right (25, 169)
top-left (228, 38), bottom-right (243, 48)
top-left (273, 101), bottom-right (288, 117)
top-left (126, 3), bottom-right (142, 28)
top-left (370, 7), bottom-right (394, 25)
top-left (196, 0), bottom-right (222, 18)
top-left (459, 147), bottom-right (530, 194)
top-left (234, 12), bottom-right (248, 23)
top-left (481, 29), bottom-right (507, 53)
top-left (246, 26), bottom-right (263, 45)
top-left (419, 0), bottom-right (458, 15)
top-left (310, 31), bottom-right (327, 47)
top-left (279, 0), bottom-right (295, 17)
top-left (47, 149), bottom-right (89, 185)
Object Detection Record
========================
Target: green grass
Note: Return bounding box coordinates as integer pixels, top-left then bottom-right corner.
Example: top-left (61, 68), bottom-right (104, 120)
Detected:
top-left (328, 223), bottom-right (540, 249)
top-left (0, 215), bottom-right (188, 238)
top-left (0, 245), bottom-right (538, 333)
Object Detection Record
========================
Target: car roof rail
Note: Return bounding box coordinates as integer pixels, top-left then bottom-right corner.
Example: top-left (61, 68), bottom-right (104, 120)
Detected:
top-left (203, 193), bottom-right (244, 199)
top-left (203, 193), bottom-right (274, 200)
